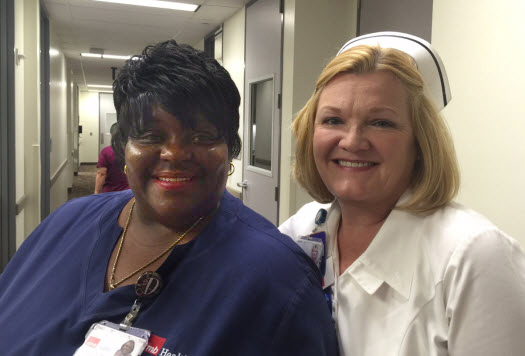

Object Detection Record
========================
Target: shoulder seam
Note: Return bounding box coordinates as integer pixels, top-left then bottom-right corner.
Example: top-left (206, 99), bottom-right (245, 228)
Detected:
top-left (231, 209), bottom-right (312, 265)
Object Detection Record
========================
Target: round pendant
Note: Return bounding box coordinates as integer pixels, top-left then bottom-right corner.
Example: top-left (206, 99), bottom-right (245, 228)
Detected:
top-left (135, 271), bottom-right (163, 298)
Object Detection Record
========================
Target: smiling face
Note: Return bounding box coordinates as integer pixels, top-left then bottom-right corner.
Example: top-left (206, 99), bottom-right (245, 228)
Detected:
top-left (313, 71), bottom-right (417, 211)
top-left (124, 105), bottom-right (229, 227)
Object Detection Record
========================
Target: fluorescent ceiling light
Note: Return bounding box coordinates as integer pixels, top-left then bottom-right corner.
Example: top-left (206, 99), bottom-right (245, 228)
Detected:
top-left (81, 53), bottom-right (102, 58)
top-left (94, 0), bottom-right (198, 12)
top-left (103, 54), bottom-right (131, 60)
top-left (81, 53), bottom-right (131, 60)
top-left (88, 90), bottom-right (114, 93)
top-left (88, 84), bottom-right (113, 88)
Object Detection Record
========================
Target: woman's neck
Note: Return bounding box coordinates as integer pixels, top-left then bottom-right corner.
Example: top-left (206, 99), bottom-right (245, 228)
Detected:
top-left (336, 200), bottom-right (394, 275)
top-left (106, 199), bottom-right (217, 291)
top-left (117, 199), bottom-right (217, 248)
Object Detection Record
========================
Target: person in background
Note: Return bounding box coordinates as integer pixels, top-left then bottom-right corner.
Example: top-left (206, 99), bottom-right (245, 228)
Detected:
top-left (95, 123), bottom-right (129, 194)
top-left (279, 32), bottom-right (525, 356)
top-left (0, 40), bottom-right (338, 355)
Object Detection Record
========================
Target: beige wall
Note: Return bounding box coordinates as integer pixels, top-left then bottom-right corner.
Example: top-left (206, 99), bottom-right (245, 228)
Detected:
top-left (223, 8), bottom-right (245, 195)
top-left (48, 23), bottom-right (70, 213)
top-left (359, 0), bottom-right (433, 41)
top-left (71, 83), bottom-right (80, 173)
top-left (15, 0), bottom-right (26, 248)
top-left (79, 91), bottom-right (100, 163)
top-left (432, 0), bottom-right (525, 245)
top-left (14, 2), bottom-right (74, 243)
top-left (66, 68), bottom-right (75, 185)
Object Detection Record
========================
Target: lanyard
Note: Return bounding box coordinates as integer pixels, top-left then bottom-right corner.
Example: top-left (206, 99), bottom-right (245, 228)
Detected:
top-left (121, 271), bottom-right (163, 329)
top-left (313, 209), bottom-right (336, 317)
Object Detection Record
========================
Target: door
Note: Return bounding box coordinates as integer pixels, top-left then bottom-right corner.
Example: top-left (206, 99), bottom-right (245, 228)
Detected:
top-left (98, 92), bottom-right (117, 153)
top-left (241, 0), bottom-right (282, 225)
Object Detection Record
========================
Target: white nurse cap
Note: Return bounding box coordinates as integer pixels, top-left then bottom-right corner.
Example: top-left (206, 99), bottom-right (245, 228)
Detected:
top-left (338, 32), bottom-right (451, 111)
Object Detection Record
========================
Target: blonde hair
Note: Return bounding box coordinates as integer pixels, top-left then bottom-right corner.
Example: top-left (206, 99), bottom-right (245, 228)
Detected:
top-left (292, 45), bottom-right (459, 214)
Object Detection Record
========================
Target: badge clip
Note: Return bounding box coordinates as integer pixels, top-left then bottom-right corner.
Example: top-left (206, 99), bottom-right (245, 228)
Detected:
top-left (119, 272), bottom-right (164, 330)
top-left (120, 299), bottom-right (142, 330)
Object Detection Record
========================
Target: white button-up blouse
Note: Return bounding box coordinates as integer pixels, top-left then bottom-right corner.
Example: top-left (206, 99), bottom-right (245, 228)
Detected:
top-left (279, 199), bottom-right (525, 356)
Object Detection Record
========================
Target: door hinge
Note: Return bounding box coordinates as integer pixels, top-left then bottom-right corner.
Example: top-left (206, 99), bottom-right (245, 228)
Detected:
top-left (275, 186), bottom-right (279, 202)
top-left (279, 0), bottom-right (284, 14)
top-left (277, 93), bottom-right (281, 109)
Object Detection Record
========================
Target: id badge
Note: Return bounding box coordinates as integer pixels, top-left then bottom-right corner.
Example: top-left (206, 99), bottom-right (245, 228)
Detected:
top-left (73, 321), bottom-right (150, 356)
top-left (297, 234), bottom-right (325, 270)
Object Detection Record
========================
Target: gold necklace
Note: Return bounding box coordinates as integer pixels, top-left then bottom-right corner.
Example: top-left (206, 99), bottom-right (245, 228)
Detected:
top-left (109, 200), bottom-right (205, 290)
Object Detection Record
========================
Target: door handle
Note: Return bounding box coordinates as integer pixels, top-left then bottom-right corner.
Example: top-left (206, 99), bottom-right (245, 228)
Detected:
top-left (237, 180), bottom-right (248, 189)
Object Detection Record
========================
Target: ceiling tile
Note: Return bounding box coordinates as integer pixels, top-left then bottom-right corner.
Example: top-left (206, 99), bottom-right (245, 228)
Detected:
top-left (43, 0), bottom-right (245, 89)
top-left (193, 5), bottom-right (239, 21)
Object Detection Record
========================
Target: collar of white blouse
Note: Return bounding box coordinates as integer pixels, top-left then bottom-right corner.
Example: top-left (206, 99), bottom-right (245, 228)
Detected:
top-left (327, 192), bottom-right (420, 301)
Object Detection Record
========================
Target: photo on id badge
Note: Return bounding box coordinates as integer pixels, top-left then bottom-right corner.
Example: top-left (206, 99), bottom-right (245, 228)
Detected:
top-left (73, 321), bottom-right (149, 356)
top-left (297, 237), bottom-right (324, 269)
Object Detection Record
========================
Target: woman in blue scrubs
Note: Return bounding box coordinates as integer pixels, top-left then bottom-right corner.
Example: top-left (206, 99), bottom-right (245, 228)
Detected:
top-left (0, 40), bottom-right (338, 356)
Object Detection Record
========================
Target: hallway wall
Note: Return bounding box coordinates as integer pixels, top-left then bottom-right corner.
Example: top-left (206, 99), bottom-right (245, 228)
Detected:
top-left (13, 0), bottom-right (76, 243)
top-left (432, 0), bottom-right (525, 244)
top-left (359, 0), bottom-right (433, 41)
top-left (14, 0), bottom-right (27, 248)
top-left (48, 22), bottom-right (71, 213)
top-left (223, 8), bottom-right (245, 196)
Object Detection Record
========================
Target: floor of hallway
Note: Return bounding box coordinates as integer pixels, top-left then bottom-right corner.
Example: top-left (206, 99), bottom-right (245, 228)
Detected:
top-left (68, 163), bottom-right (97, 201)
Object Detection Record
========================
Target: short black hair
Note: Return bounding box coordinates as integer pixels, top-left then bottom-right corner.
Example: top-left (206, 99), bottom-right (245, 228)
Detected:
top-left (111, 40), bottom-right (241, 166)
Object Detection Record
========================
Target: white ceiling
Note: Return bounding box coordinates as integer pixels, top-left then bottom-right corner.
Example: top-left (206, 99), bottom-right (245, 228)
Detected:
top-left (43, 0), bottom-right (249, 90)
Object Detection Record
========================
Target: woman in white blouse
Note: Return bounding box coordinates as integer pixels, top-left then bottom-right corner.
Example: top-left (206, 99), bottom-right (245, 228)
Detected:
top-left (279, 32), bottom-right (525, 356)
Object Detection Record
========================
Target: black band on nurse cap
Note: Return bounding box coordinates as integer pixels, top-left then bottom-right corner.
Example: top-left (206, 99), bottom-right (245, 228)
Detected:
top-left (338, 32), bottom-right (451, 111)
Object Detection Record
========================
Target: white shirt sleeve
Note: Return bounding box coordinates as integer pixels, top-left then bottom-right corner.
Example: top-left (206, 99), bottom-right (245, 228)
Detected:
top-left (278, 201), bottom-right (323, 241)
top-left (444, 229), bottom-right (525, 356)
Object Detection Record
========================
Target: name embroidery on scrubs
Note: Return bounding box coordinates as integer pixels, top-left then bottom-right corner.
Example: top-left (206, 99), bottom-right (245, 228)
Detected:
top-left (144, 340), bottom-right (188, 356)
top-left (141, 332), bottom-right (191, 356)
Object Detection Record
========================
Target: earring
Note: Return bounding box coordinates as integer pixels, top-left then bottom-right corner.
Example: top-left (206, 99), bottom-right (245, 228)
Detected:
top-left (228, 162), bottom-right (235, 176)
top-left (124, 165), bottom-right (128, 175)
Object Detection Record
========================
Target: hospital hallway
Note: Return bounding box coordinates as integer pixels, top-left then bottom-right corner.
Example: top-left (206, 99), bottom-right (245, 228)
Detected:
top-left (2, 0), bottom-right (524, 272)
